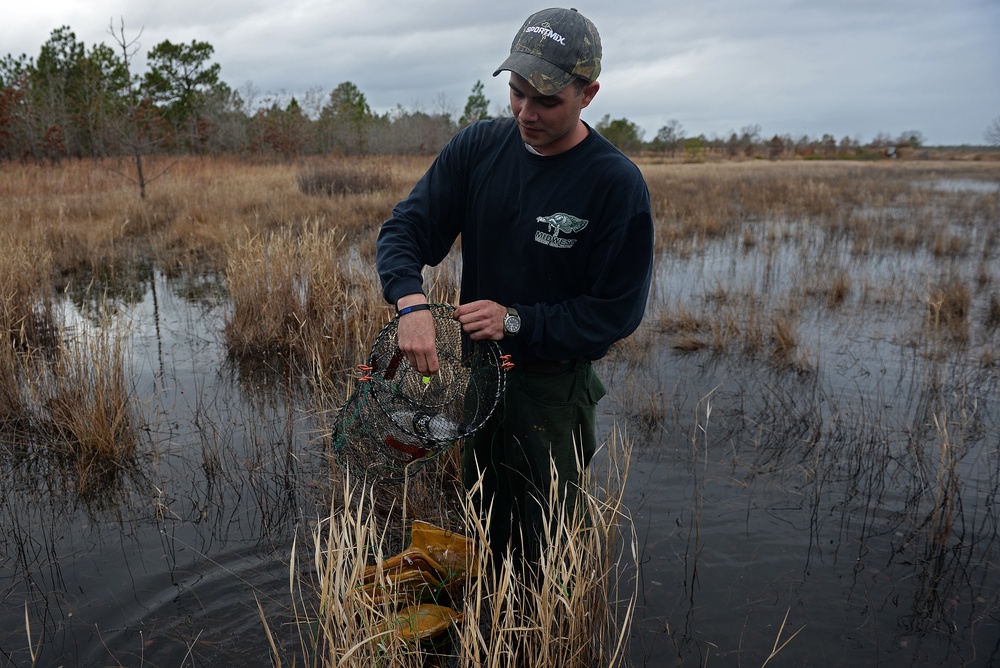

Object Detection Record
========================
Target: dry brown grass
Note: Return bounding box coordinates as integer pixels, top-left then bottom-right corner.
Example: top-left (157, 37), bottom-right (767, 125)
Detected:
top-left (35, 324), bottom-right (141, 496)
top-left (0, 155), bottom-right (432, 278)
top-left (827, 269), bottom-right (851, 308)
top-left (638, 159), bottom-right (1000, 260)
top-left (927, 278), bottom-right (972, 343)
top-left (297, 158), bottom-right (397, 196)
top-left (932, 231), bottom-right (968, 257)
top-left (657, 305), bottom-right (706, 352)
top-left (771, 314), bottom-right (799, 363)
top-left (625, 159), bottom-right (1000, 377)
top-left (0, 316), bottom-right (143, 497)
top-left (4, 157), bottom-right (994, 287)
top-left (3, 152), bottom-right (995, 664)
top-left (0, 239), bottom-right (58, 352)
top-left (1, 220), bottom-right (141, 494)
top-left (276, 429), bottom-right (636, 667)
top-left (223, 223), bottom-right (459, 409)
top-left (0, 240), bottom-right (59, 430)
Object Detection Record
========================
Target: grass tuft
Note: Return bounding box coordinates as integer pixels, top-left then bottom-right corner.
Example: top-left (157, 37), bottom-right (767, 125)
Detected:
top-left (297, 161), bottom-right (395, 197)
top-left (274, 430), bottom-right (637, 667)
top-left (927, 278), bottom-right (971, 342)
top-left (28, 321), bottom-right (142, 497)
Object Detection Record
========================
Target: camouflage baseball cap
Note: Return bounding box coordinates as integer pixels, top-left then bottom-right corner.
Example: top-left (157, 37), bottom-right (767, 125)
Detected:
top-left (493, 8), bottom-right (602, 96)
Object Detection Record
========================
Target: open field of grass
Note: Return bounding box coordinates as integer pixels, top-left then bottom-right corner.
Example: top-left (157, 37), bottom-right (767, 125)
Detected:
top-left (1, 154), bottom-right (998, 666)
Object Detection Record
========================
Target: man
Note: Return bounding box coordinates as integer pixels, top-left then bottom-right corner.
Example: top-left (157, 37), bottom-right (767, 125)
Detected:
top-left (376, 7), bottom-right (653, 565)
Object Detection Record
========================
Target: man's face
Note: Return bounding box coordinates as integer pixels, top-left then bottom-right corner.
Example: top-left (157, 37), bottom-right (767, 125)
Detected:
top-left (508, 72), bottom-right (599, 155)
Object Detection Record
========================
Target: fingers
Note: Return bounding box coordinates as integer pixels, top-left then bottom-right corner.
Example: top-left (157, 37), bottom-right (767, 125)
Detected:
top-left (453, 300), bottom-right (505, 341)
top-left (396, 299), bottom-right (504, 376)
top-left (397, 310), bottom-right (439, 375)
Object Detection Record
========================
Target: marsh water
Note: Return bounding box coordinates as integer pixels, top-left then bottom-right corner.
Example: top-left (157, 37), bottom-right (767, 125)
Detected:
top-left (2, 178), bottom-right (1000, 666)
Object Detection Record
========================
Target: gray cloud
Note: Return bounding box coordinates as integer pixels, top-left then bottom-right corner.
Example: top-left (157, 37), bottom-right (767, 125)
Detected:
top-left (3, 0), bottom-right (998, 145)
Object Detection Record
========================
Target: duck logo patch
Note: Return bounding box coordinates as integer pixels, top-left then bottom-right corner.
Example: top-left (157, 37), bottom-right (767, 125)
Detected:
top-left (534, 212), bottom-right (588, 249)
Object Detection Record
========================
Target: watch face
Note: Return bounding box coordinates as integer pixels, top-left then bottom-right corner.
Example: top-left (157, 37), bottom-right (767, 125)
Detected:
top-left (504, 313), bottom-right (520, 335)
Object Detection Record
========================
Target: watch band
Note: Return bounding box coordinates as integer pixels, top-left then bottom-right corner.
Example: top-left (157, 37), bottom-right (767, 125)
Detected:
top-left (504, 307), bottom-right (520, 337)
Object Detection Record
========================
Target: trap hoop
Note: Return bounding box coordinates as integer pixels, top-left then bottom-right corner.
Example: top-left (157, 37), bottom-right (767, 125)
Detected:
top-left (330, 304), bottom-right (508, 483)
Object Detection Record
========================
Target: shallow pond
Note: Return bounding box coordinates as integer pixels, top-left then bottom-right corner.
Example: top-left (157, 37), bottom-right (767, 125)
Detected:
top-left (2, 197), bottom-right (999, 666)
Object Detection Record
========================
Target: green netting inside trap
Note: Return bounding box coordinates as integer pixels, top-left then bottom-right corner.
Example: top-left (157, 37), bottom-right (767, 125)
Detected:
top-left (330, 381), bottom-right (441, 483)
top-left (330, 304), bottom-right (505, 483)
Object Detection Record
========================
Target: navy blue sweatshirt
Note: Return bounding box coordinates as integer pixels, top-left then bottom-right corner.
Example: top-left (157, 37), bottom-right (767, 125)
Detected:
top-left (376, 117), bottom-right (654, 365)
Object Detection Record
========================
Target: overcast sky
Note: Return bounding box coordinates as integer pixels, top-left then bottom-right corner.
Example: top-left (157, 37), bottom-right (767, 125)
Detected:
top-left (3, 0), bottom-right (998, 146)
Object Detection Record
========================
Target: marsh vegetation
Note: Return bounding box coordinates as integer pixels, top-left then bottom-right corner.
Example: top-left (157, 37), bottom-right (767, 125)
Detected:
top-left (0, 155), bottom-right (998, 666)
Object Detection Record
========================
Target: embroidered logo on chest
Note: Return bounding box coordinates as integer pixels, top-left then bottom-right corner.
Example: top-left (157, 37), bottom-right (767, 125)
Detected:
top-left (534, 212), bottom-right (588, 249)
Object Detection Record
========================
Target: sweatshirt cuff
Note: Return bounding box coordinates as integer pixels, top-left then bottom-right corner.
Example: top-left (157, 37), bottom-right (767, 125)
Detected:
top-left (385, 279), bottom-right (426, 308)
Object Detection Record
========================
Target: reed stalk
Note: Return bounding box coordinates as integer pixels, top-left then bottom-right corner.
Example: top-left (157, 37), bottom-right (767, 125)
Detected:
top-left (274, 428), bottom-right (636, 667)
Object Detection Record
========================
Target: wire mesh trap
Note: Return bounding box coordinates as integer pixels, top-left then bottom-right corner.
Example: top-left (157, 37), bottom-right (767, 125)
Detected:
top-left (330, 304), bottom-right (510, 483)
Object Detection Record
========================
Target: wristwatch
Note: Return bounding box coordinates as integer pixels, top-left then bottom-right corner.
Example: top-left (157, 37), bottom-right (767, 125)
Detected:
top-left (503, 307), bottom-right (521, 337)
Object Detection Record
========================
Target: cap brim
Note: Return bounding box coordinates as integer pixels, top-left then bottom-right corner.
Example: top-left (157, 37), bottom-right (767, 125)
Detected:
top-left (493, 51), bottom-right (574, 96)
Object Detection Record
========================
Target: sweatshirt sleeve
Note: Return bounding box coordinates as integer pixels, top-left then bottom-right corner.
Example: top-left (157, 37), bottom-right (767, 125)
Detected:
top-left (376, 134), bottom-right (470, 306)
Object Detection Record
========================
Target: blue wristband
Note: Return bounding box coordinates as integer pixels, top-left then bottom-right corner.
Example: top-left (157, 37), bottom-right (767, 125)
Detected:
top-left (397, 303), bottom-right (431, 316)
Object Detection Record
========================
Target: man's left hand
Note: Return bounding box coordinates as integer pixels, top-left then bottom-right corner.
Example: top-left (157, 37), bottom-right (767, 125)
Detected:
top-left (454, 300), bottom-right (506, 341)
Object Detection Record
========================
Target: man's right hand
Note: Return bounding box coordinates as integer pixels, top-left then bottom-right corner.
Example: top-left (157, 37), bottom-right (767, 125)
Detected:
top-left (396, 295), bottom-right (439, 375)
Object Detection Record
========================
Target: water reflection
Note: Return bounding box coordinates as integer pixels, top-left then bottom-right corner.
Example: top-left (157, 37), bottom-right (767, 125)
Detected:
top-left (615, 240), bottom-right (999, 666)
top-left (1, 208), bottom-right (998, 666)
top-left (614, 346), bottom-right (998, 665)
top-left (0, 270), bottom-right (325, 665)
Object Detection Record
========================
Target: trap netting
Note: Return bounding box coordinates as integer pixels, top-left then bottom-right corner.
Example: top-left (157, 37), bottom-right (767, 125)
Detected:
top-left (330, 304), bottom-right (509, 483)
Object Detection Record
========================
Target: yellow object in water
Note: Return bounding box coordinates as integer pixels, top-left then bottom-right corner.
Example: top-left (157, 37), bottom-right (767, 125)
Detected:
top-left (360, 521), bottom-right (480, 640)
top-left (379, 603), bottom-right (464, 642)
top-left (360, 547), bottom-right (444, 606)
top-left (408, 520), bottom-right (479, 581)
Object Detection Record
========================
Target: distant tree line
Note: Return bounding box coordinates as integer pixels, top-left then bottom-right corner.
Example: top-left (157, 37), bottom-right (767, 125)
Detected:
top-left (597, 117), bottom-right (939, 161)
top-left (0, 24), bottom-right (474, 164)
top-left (3, 25), bottom-right (993, 165)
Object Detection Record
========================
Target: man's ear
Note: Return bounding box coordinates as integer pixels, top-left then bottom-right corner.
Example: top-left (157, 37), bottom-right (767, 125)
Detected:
top-left (580, 81), bottom-right (600, 109)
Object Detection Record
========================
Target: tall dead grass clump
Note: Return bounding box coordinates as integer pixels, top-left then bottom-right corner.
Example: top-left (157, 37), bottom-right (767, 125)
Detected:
top-left (298, 160), bottom-right (395, 197)
top-left (927, 278), bottom-right (971, 343)
top-left (771, 314), bottom-right (798, 362)
top-left (274, 429), bottom-right (637, 667)
top-left (281, 475), bottom-right (424, 667)
top-left (827, 270), bottom-right (850, 308)
top-left (655, 305), bottom-right (705, 352)
top-left (0, 240), bottom-right (57, 429)
top-left (459, 432), bottom-right (637, 667)
top-left (931, 232), bottom-right (966, 257)
top-left (0, 239), bottom-right (58, 351)
top-left (225, 223), bottom-right (388, 402)
top-left (708, 312), bottom-right (741, 353)
top-left (739, 300), bottom-right (767, 355)
top-left (30, 322), bottom-right (142, 496)
top-left (225, 228), bottom-right (309, 359)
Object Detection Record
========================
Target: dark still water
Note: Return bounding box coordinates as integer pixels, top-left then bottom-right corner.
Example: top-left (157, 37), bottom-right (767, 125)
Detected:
top-left (1, 272), bottom-right (327, 666)
top-left (2, 218), bottom-right (999, 667)
top-left (616, 350), bottom-right (1000, 667)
